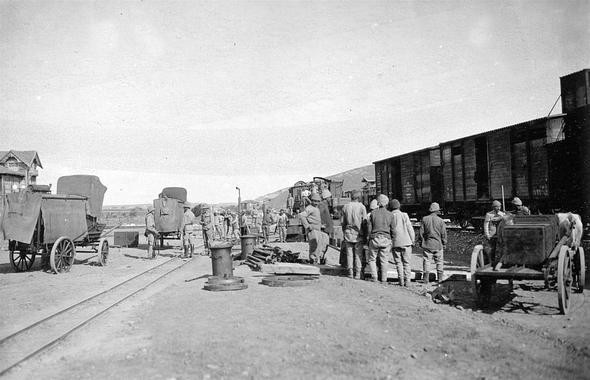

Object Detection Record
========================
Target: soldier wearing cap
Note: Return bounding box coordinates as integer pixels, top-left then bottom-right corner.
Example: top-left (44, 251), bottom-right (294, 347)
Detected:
top-left (419, 202), bottom-right (447, 284)
top-left (144, 206), bottom-right (159, 259)
top-left (367, 194), bottom-right (394, 283)
top-left (262, 206), bottom-right (275, 243)
top-left (484, 200), bottom-right (506, 264)
top-left (341, 190), bottom-right (368, 278)
top-left (181, 204), bottom-right (196, 258)
top-left (200, 206), bottom-right (213, 256)
top-left (240, 211), bottom-right (250, 236)
top-left (277, 209), bottom-right (288, 243)
top-left (299, 192), bottom-right (329, 264)
top-left (318, 189), bottom-right (334, 238)
top-left (390, 199), bottom-right (415, 286)
top-left (511, 197), bottom-right (530, 215)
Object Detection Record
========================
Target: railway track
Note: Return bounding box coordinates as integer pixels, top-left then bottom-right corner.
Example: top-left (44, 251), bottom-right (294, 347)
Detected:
top-left (0, 246), bottom-right (202, 376)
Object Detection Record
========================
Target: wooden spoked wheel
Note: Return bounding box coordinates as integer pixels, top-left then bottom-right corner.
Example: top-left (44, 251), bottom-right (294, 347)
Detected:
top-left (50, 237), bottom-right (76, 274)
top-left (9, 248), bottom-right (36, 272)
top-left (98, 238), bottom-right (109, 266)
top-left (557, 246), bottom-right (572, 314)
top-left (573, 247), bottom-right (585, 293)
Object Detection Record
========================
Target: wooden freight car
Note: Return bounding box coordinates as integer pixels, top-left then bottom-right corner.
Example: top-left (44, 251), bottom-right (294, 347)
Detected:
top-left (373, 68), bottom-right (590, 228)
top-left (375, 115), bottom-right (567, 226)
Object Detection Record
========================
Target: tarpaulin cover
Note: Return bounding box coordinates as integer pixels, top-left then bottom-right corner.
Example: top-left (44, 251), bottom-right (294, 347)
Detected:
top-left (159, 187), bottom-right (187, 203)
top-left (1, 191), bottom-right (42, 244)
top-left (41, 196), bottom-right (88, 244)
top-left (154, 197), bottom-right (183, 233)
top-left (57, 175), bottom-right (107, 218)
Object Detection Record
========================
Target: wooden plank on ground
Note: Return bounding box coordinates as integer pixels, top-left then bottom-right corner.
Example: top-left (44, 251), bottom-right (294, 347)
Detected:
top-left (260, 263), bottom-right (320, 275)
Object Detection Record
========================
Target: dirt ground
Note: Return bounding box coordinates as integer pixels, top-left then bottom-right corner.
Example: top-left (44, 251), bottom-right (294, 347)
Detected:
top-left (1, 230), bottom-right (589, 380)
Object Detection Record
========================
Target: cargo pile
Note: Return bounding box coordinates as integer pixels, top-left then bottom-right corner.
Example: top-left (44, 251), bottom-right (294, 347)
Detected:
top-left (244, 245), bottom-right (302, 270)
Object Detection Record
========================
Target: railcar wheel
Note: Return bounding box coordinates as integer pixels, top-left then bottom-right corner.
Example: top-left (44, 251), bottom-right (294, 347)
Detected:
top-left (574, 247), bottom-right (585, 293)
top-left (97, 238), bottom-right (109, 266)
top-left (50, 237), bottom-right (76, 274)
top-left (9, 249), bottom-right (36, 272)
top-left (557, 246), bottom-right (572, 314)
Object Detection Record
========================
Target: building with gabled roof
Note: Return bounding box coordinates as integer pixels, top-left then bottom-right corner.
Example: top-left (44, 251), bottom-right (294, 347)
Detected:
top-left (0, 150), bottom-right (43, 196)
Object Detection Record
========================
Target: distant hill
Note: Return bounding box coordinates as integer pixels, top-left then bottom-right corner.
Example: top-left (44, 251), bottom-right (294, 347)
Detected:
top-left (257, 164), bottom-right (374, 210)
top-left (325, 164), bottom-right (374, 192)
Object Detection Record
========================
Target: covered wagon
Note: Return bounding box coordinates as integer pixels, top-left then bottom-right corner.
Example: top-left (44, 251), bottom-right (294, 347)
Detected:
top-left (1, 175), bottom-right (109, 273)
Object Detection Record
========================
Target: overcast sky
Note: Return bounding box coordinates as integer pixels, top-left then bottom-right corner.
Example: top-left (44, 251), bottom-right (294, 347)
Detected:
top-left (1, 1), bottom-right (588, 205)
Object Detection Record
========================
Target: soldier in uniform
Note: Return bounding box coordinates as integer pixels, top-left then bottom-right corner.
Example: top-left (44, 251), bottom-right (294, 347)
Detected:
top-left (299, 193), bottom-right (329, 264)
top-left (511, 197), bottom-right (531, 215)
top-left (200, 206), bottom-right (213, 256)
top-left (182, 204), bottom-right (195, 258)
top-left (341, 190), bottom-right (368, 278)
top-left (419, 202), bottom-right (447, 284)
top-left (484, 200), bottom-right (506, 264)
top-left (262, 207), bottom-right (274, 243)
top-left (276, 209), bottom-right (288, 243)
top-left (144, 206), bottom-right (159, 259)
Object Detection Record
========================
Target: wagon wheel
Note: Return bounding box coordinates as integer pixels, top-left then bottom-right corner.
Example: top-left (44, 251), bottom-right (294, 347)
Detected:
top-left (573, 247), bottom-right (585, 294)
top-left (9, 248), bottom-right (36, 272)
top-left (97, 238), bottom-right (109, 266)
top-left (470, 245), bottom-right (485, 297)
top-left (557, 246), bottom-right (572, 314)
top-left (50, 237), bottom-right (76, 274)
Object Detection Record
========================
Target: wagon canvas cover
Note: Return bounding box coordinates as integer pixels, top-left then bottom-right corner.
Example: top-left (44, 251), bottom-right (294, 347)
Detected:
top-left (154, 197), bottom-right (183, 233)
top-left (41, 196), bottom-right (88, 244)
top-left (57, 175), bottom-right (107, 218)
top-left (1, 191), bottom-right (43, 244)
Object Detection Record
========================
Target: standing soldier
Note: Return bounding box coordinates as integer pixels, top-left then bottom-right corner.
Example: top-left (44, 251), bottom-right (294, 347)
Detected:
top-left (240, 211), bottom-right (250, 236)
top-left (230, 212), bottom-right (240, 239)
top-left (214, 211), bottom-right (225, 240)
top-left (262, 207), bottom-right (274, 243)
top-left (419, 202), bottom-right (447, 284)
top-left (277, 209), bottom-right (288, 243)
top-left (367, 194), bottom-right (394, 283)
top-left (200, 206), bottom-right (213, 256)
top-left (511, 197), bottom-right (531, 215)
top-left (144, 206), bottom-right (159, 259)
top-left (390, 199), bottom-right (415, 287)
top-left (341, 190), bottom-right (367, 279)
top-left (299, 193), bottom-right (329, 264)
top-left (484, 200), bottom-right (506, 264)
top-left (318, 189), bottom-right (334, 240)
top-left (182, 204), bottom-right (195, 259)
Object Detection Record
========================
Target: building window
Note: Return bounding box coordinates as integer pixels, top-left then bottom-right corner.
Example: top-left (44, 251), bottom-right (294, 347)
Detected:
top-left (6, 157), bottom-right (18, 170)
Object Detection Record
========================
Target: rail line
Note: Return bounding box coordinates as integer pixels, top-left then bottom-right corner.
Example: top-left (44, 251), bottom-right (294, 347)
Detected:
top-left (0, 244), bottom-right (203, 376)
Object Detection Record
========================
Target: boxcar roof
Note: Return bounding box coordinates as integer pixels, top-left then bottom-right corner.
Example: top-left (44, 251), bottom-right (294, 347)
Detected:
top-left (372, 114), bottom-right (566, 164)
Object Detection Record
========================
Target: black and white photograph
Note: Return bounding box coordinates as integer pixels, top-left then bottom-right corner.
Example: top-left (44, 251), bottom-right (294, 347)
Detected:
top-left (1, 1), bottom-right (589, 379)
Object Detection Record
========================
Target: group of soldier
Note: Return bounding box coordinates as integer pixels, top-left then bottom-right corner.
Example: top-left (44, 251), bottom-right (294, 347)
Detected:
top-left (142, 190), bottom-right (544, 279)
top-left (299, 189), bottom-right (537, 285)
top-left (337, 190), bottom-right (446, 285)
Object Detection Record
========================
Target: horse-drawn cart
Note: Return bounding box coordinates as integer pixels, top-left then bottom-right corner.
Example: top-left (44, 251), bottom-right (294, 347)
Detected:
top-left (1, 175), bottom-right (109, 273)
top-left (470, 214), bottom-right (585, 314)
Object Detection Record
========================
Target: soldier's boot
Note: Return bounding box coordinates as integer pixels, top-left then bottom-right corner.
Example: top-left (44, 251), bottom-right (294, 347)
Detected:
top-left (368, 262), bottom-right (378, 282)
top-left (347, 268), bottom-right (354, 278)
top-left (437, 271), bottom-right (444, 283)
top-left (380, 269), bottom-right (389, 283)
top-left (423, 271), bottom-right (430, 284)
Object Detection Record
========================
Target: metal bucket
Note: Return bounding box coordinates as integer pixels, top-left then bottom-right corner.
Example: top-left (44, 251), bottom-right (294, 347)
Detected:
top-left (240, 235), bottom-right (257, 260)
top-left (210, 241), bottom-right (234, 278)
